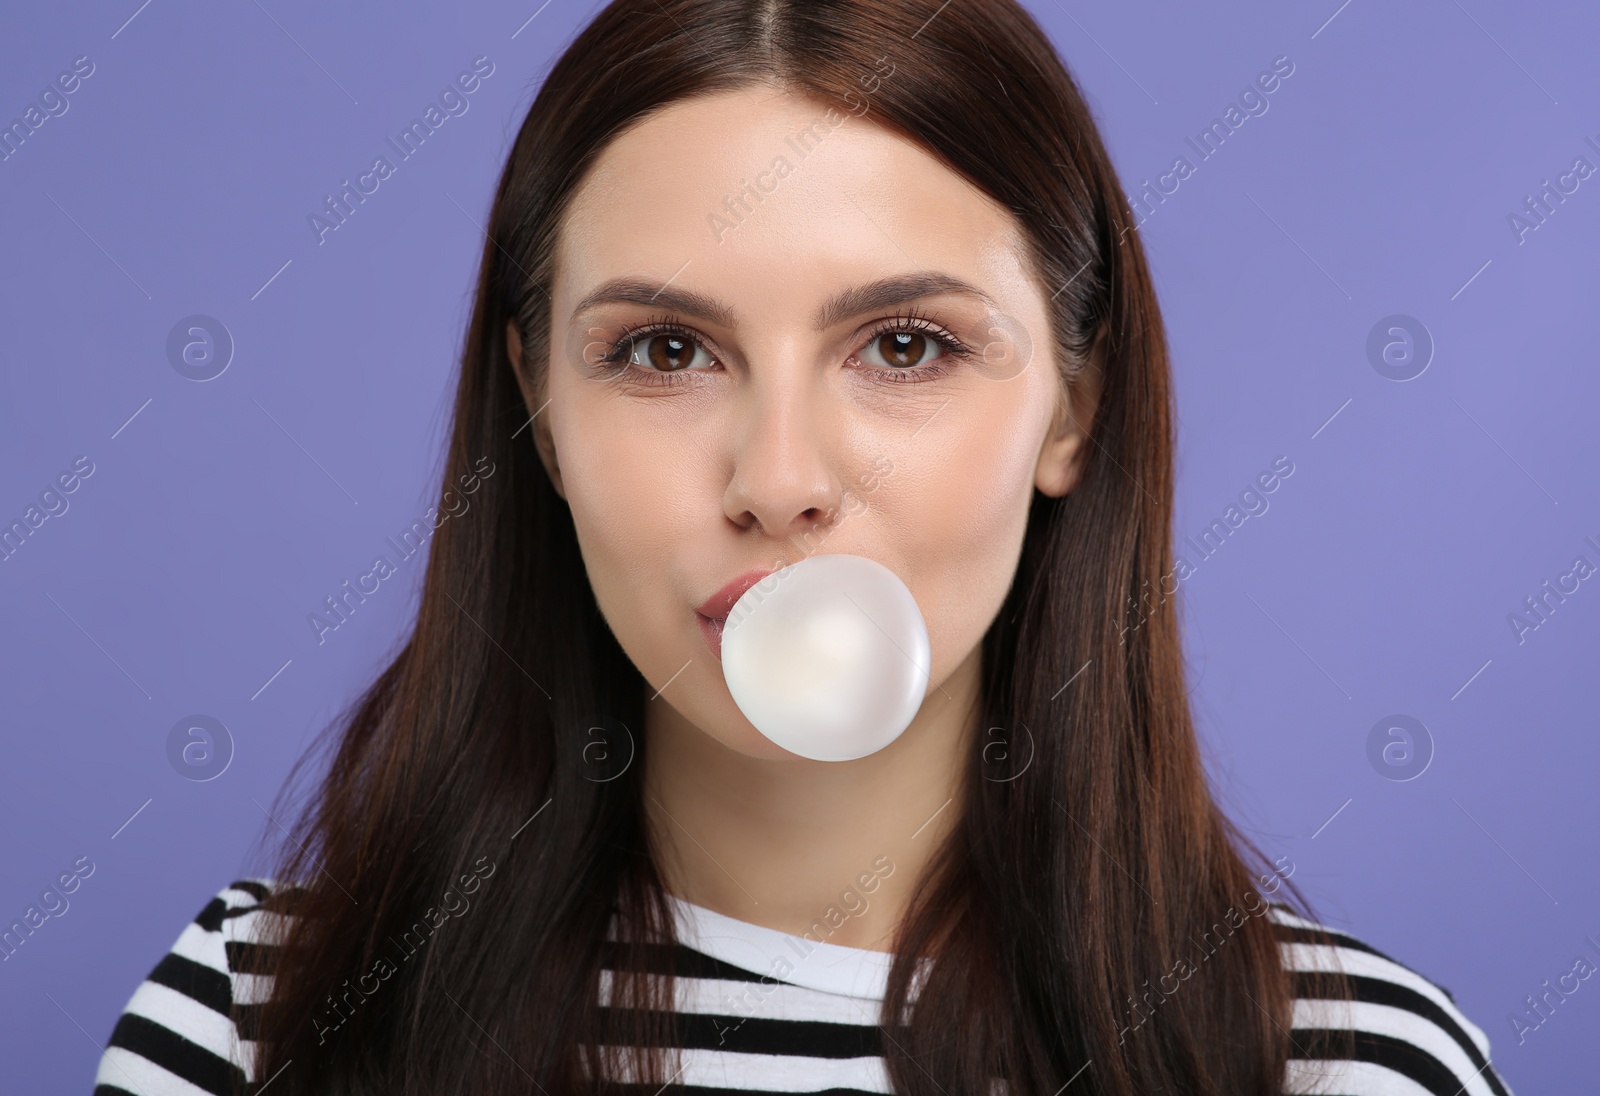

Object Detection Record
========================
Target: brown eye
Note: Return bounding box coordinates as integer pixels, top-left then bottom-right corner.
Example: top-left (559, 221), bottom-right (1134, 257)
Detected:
top-left (850, 318), bottom-right (968, 384)
top-left (864, 326), bottom-right (947, 374)
top-left (881, 331), bottom-right (927, 367)
top-left (629, 332), bottom-right (711, 373)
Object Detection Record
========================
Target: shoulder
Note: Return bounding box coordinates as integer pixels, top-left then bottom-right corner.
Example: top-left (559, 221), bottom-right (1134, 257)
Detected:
top-left (1264, 901), bottom-right (1516, 1096)
top-left (93, 877), bottom-right (305, 1096)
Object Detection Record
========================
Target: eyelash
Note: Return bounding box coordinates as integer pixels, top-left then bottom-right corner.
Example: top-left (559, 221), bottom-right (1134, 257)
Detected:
top-left (593, 307), bottom-right (975, 389)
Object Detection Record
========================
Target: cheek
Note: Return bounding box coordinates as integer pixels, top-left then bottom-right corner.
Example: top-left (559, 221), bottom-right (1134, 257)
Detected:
top-left (879, 393), bottom-right (1044, 674)
top-left (551, 394), bottom-right (697, 635)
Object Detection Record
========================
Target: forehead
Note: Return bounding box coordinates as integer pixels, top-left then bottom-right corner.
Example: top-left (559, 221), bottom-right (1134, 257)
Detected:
top-left (552, 85), bottom-right (1041, 321)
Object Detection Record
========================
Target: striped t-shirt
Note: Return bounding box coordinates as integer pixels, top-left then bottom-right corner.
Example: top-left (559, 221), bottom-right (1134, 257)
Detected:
top-left (93, 878), bottom-right (1515, 1095)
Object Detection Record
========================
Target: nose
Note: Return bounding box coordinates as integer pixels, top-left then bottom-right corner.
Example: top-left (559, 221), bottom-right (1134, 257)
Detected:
top-left (722, 371), bottom-right (845, 545)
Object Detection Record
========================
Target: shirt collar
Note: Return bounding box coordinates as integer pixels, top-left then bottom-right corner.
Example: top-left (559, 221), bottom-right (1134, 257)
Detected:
top-left (665, 893), bottom-right (926, 1001)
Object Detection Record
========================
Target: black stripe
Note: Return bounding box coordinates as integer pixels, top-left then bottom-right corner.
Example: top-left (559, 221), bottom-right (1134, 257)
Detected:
top-left (602, 1087), bottom-right (882, 1096)
top-left (226, 940), bottom-right (281, 976)
top-left (604, 1088), bottom-right (882, 1096)
top-left (233, 1000), bottom-right (266, 1044)
top-left (109, 885), bottom-right (1509, 1096)
top-left (104, 1010), bottom-right (242, 1095)
top-left (193, 896), bottom-right (232, 933)
top-left (225, 879), bottom-right (272, 902)
top-left (1301, 973), bottom-right (1510, 1096)
top-left (146, 950), bottom-right (232, 1016)
top-left (1288, 1026), bottom-right (1490, 1096)
top-left (273, 883), bottom-right (313, 903)
top-left (1268, 913), bottom-right (1413, 975)
top-left (599, 939), bottom-right (797, 986)
top-left (601, 1006), bottom-right (885, 1058)
top-left (251, 880), bottom-right (312, 918)
top-left (222, 900), bottom-right (271, 922)
top-left (1272, 917), bottom-right (1466, 1009)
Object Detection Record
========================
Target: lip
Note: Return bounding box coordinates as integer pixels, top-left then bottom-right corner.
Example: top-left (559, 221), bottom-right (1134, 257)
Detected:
top-left (695, 568), bottom-right (777, 661)
top-left (696, 568), bottom-right (777, 620)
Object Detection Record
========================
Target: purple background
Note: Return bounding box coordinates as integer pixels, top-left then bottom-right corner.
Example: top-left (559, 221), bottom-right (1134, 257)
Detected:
top-left (2, 1), bottom-right (1595, 1091)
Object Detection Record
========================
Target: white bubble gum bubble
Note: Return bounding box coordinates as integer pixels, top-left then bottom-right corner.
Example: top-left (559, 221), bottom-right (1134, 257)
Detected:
top-left (720, 553), bottom-right (931, 762)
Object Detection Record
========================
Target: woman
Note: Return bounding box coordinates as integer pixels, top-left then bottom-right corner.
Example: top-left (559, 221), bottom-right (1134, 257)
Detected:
top-left (93, 1), bottom-right (1513, 1093)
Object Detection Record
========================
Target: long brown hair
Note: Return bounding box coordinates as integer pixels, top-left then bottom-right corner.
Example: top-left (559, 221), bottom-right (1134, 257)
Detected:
top-left (243, 1), bottom-right (1353, 1092)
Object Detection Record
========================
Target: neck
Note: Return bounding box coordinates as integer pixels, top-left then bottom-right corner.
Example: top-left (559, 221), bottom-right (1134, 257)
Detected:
top-left (641, 644), bottom-right (982, 953)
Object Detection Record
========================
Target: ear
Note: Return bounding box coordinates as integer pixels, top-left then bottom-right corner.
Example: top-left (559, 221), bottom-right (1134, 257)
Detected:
top-left (505, 318), bottom-right (567, 500)
top-left (1034, 320), bottom-right (1107, 498)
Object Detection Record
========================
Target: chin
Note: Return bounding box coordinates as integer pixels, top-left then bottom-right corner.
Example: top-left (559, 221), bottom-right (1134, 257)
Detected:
top-left (646, 664), bottom-right (804, 763)
top-left (705, 706), bottom-right (808, 762)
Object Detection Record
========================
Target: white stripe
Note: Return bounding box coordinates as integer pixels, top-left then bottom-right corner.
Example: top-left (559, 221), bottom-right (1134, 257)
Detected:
top-left (231, 970), bottom-right (277, 1006)
top-left (664, 894), bottom-right (904, 1000)
top-left (101, 884), bottom-right (1505, 1096)
top-left (166, 919), bottom-right (231, 975)
top-left (226, 906), bottom-right (295, 946)
top-left (119, 978), bottom-right (238, 1062)
top-left (1292, 998), bottom-right (1501, 1096)
top-left (1283, 1055), bottom-right (1438, 1096)
top-left (598, 968), bottom-right (881, 1024)
top-left (93, 1044), bottom-right (221, 1096)
top-left (1280, 941), bottom-right (1494, 1060)
top-left (221, 897), bottom-right (292, 1012)
top-left (1267, 906), bottom-right (1336, 934)
top-left (233, 1036), bottom-right (263, 1084)
top-left (219, 883), bottom-right (273, 909)
top-left (594, 1043), bottom-right (894, 1093)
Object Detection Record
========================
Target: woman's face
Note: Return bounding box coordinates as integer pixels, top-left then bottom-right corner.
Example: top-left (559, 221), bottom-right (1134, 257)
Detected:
top-left (517, 84), bottom-right (1093, 761)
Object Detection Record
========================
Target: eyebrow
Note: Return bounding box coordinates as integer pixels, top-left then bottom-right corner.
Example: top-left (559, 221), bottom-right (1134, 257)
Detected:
top-left (570, 271), bottom-right (1000, 331)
